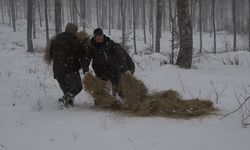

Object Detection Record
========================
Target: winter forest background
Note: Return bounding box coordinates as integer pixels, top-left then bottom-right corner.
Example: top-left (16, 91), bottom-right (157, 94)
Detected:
top-left (0, 0), bottom-right (250, 150)
top-left (2, 0), bottom-right (250, 55)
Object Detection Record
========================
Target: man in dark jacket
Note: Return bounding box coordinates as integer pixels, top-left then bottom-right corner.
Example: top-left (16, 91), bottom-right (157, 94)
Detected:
top-left (49, 23), bottom-right (86, 107)
top-left (82, 28), bottom-right (135, 96)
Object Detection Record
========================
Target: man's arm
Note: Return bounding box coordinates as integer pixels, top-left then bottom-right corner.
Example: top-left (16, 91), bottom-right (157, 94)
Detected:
top-left (111, 42), bottom-right (135, 74)
top-left (80, 50), bottom-right (92, 74)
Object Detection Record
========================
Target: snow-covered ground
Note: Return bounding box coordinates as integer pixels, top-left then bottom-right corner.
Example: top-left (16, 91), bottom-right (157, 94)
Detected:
top-left (0, 22), bottom-right (250, 150)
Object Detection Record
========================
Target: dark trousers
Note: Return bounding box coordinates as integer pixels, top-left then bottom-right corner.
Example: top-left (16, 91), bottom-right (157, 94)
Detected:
top-left (57, 72), bottom-right (82, 98)
top-left (97, 73), bottom-right (123, 97)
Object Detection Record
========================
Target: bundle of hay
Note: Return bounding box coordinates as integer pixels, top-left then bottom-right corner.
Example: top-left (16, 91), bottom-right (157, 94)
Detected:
top-left (43, 37), bottom-right (55, 65)
top-left (83, 72), bottom-right (216, 118)
top-left (120, 73), bottom-right (215, 117)
top-left (83, 72), bottom-right (121, 109)
top-left (76, 31), bottom-right (93, 52)
top-left (120, 73), bottom-right (148, 111)
top-left (43, 32), bottom-right (91, 65)
top-left (138, 91), bottom-right (214, 117)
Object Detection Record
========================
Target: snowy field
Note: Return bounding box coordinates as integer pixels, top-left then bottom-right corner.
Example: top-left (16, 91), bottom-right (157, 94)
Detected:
top-left (0, 21), bottom-right (250, 150)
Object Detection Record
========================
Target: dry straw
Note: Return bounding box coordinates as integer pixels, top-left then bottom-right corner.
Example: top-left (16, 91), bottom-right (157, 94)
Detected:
top-left (43, 31), bottom-right (91, 65)
top-left (83, 73), bottom-right (216, 118)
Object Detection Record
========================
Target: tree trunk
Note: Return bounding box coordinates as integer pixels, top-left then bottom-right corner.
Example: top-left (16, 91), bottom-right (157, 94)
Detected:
top-left (10, 0), bottom-right (16, 32)
top-left (37, 0), bottom-right (42, 27)
top-left (80, 0), bottom-right (86, 32)
top-left (96, 0), bottom-right (100, 27)
top-left (132, 0), bottom-right (137, 55)
top-left (142, 0), bottom-right (146, 44)
top-left (61, 0), bottom-right (64, 27)
top-left (1, 0), bottom-right (5, 24)
top-left (44, 0), bottom-right (49, 44)
top-left (32, 0), bottom-right (36, 39)
top-left (149, 0), bottom-right (154, 52)
top-left (168, 0), bottom-right (175, 64)
top-left (108, 0), bottom-right (111, 35)
top-left (121, 0), bottom-right (126, 47)
top-left (212, 0), bottom-right (216, 53)
top-left (8, 0), bottom-right (11, 26)
top-left (55, 0), bottom-right (62, 35)
top-left (232, 0), bottom-right (237, 52)
top-left (101, 0), bottom-right (107, 29)
top-left (155, 0), bottom-right (162, 53)
top-left (199, 0), bottom-right (202, 54)
top-left (176, 0), bottom-right (193, 69)
top-left (72, 0), bottom-right (77, 25)
top-left (162, 0), bottom-right (167, 31)
top-left (249, 0), bottom-right (250, 52)
top-left (27, 0), bottom-right (33, 52)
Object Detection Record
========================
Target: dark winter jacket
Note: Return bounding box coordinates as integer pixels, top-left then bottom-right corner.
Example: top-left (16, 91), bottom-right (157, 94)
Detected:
top-left (82, 35), bottom-right (135, 79)
top-left (49, 32), bottom-right (86, 79)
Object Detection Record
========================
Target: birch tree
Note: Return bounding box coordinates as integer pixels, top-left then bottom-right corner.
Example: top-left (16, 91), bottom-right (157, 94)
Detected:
top-left (176, 0), bottom-right (193, 69)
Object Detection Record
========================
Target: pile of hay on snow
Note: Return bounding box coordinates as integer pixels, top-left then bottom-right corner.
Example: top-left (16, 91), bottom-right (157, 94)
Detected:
top-left (83, 73), bottom-right (216, 118)
top-left (83, 72), bottom-right (121, 109)
top-left (119, 73), bottom-right (148, 111)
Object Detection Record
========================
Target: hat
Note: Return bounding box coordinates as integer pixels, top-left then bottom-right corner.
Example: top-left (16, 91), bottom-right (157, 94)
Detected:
top-left (65, 23), bottom-right (78, 34)
top-left (93, 28), bottom-right (104, 36)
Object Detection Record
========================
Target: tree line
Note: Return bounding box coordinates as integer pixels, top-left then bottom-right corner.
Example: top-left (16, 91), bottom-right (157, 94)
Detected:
top-left (0, 0), bottom-right (250, 69)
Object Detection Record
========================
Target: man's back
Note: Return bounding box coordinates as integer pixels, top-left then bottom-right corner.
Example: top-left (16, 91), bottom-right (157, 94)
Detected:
top-left (50, 32), bottom-right (84, 79)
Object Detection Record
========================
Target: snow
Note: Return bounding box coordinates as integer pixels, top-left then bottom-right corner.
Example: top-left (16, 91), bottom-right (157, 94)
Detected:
top-left (0, 22), bottom-right (250, 150)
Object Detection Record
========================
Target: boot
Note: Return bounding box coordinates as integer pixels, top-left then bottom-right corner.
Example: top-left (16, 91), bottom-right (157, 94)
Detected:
top-left (59, 93), bottom-right (74, 107)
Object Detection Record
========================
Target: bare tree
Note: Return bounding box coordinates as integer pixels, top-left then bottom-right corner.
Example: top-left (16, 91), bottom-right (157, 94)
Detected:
top-left (0, 0), bottom-right (4, 24)
top-left (55, 0), bottom-right (62, 35)
top-left (61, 0), bottom-right (64, 26)
top-left (80, 0), bottom-right (86, 32)
top-left (32, 0), bottom-right (36, 39)
top-left (212, 0), bottom-right (216, 53)
top-left (155, 0), bottom-right (162, 53)
top-left (121, 0), bottom-right (126, 47)
top-left (108, 0), bottom-right (111, 35)
top-left (7, 0), bottom-right (11, 26)
top-left (101, 0), bottom-right (108, 29)
top-left (176, 0), bottom-right (193, 69)
top-left (162, 0), bottom-right (167, 31)
top-left (249, 0), bottom-right (250, 52)
top-left (27, 0), bottom-right (33, 52)
top-left (132, 0), bottom-right (137, 55)
top-left (232, 0), bottom-right (237, 52)
top-left (142, 0), bottom-right (146, 44)
top-left (148, 0), bottom-right (154, 52)
top-left (44, 0), bottom-right (49, 44)
top-left (168, 0), bottom-right (176, 64)
top-left (72, 0), bottom-right (78, 25)
top-left (10, 0), bottom-right (16, 32)
top-left (37, 0), bottom-right (42, 27)
top-left (72, 0), bottom-right (86, 31)
top-left (199, 0), bottom-right (202, 54)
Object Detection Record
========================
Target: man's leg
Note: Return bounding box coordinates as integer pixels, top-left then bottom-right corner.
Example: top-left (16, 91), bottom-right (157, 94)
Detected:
top-left (57, 72), bottom-right (82, 106)
top-left (110, 73), bottom-right (123, 97)
top-left (64, 72), bottom-right (82, 98)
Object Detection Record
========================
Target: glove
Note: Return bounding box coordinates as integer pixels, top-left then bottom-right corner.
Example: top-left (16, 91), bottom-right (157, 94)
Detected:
top-left (82, 68), bottom-right (89, 75)
top-left (125, 71), bottom-right (132, 75)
